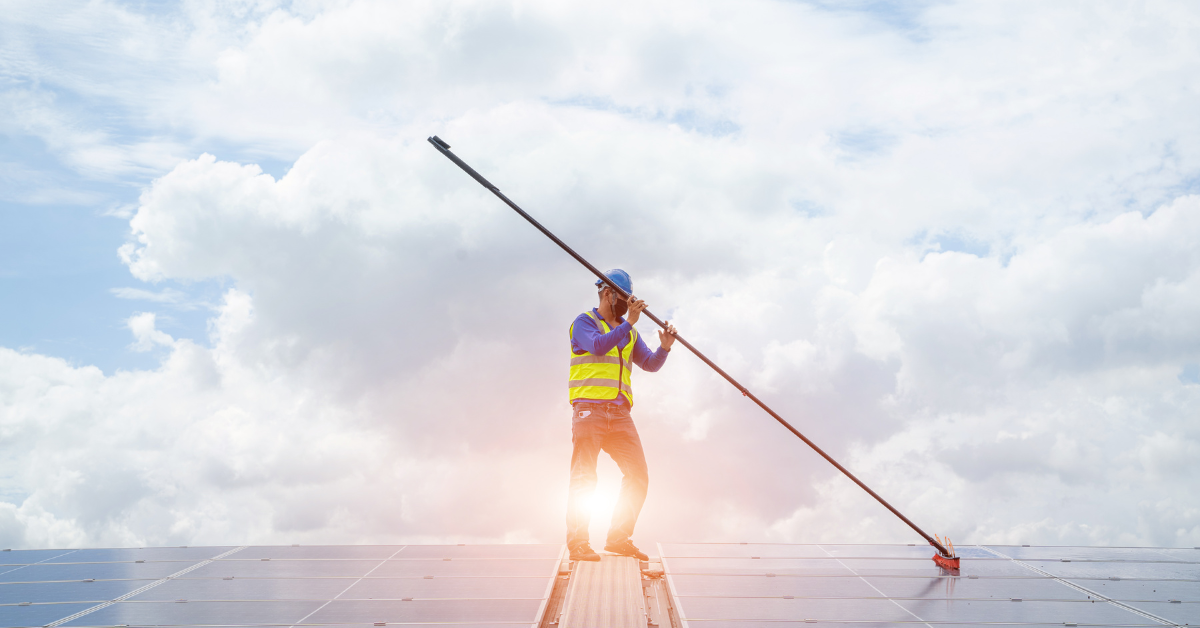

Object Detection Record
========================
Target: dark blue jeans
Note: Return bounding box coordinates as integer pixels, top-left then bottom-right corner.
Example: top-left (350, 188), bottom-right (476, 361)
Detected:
top-left (565, 402), bottom-right (649, 548)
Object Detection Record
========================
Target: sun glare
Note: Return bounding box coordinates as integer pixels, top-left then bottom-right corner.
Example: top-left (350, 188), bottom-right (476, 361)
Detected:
top-left (585, 489), bottom-right (618, 522)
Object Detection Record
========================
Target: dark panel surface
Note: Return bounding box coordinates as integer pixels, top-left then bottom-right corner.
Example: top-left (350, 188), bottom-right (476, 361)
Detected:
top-left (661, 543), bottom-right (1181, 626)
top-left (0, 579), bottom-right (140, 604)
top-left (664, 557), bottom-right (857, 576)
top-left (234, 545), bottom-right (402, 560)
top-left (40, 547), bottom-right (231, 563)
top-left (301, 625), bottom-right (524, 628)
top-left (898, 597), bottom-right (1165, 624)
top-left (990, 545), bottom-right (1195, 562)
top-left (130, 576), bottom-right (353, 601)
top-left (817, 544), bottom-right (960, 559)
top-left (668, 574), bottom-right (882, 598)
top-left (399, 544), bottom-right (563, 559)
top-left (1039, 559), bottom-right (1200, 580)
top-left (372, 558), bottom-right (558, 578)
top-left (663, 555), bottom-right (1032, 577)
top-left (11, 544), bottom-right (561, 627)
top-left (1124, 600), bottom-right (1200, 624)
top-left (656, 544), bottom-right (833, 559)
top-left (306, 625), bottom-right (523, 628)
top-left (0, 602), bottom-right (95, 628)
top-left (1078, 578), bottom-right (1200, 602)
top-left (60, 600), bottom-right (327, 626)
top-left (1147, 548), bottom-right (1200, 561)
top-left (0, 550), bottom-right (81, 567)
top-left (342, 576), bottom-right (553, 599)
top-left (18, 542), bottom-right (1193, 627)
top-left (0, 561), bottom-right (191, 584)
top-left (678, 596), bottom-right (920, 622)
top-left (186, 558), bottom-right (380, 579)
top-left (691, 622), bottom-right (1157, 628)
top-left (861, 574), bottom-right (1089, 600)
top-left (305, 598), bottom-right (543, 623)
top-left (661, 543), bottom-right (996, 560)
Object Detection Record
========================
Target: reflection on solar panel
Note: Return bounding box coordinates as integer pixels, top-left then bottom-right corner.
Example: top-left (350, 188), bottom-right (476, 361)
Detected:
top-left (0, 544), bottom-right (565, 628)
top-left (658, 543), bottom-right (1199, 627)
top-left (2, 543), bottom-right (1196, 627)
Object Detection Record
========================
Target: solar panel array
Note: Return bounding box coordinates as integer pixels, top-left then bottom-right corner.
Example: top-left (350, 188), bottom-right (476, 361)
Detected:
top-left (658, 543), bottom-right (1199, 627)
top-left (0, 544), bottom-right (564, 628)
top-left (3, 543), bottom-right (1197, 627)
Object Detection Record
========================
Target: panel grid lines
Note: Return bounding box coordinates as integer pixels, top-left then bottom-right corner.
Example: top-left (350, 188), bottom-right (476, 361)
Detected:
top-left (0, 544), bottom-right (567, 628)
top-left (0, 550), bottom-right (79, 577)
top-left (44, 546), bottom-right (248, 628)
top-left (816, 544), bottom-right (932, 628)
top-left (528, 545), bottom-right (565, 628)
top-left (658, 542), bottom-right (692, 628)
top-left (657, 543), bottom-right (1197, 626)
top-left (977, 545), bottom-right (1183, 628)
top-left (286, 545), bottom-right (410, 628)
top-left (4, 544), bottom-right (1195, 628)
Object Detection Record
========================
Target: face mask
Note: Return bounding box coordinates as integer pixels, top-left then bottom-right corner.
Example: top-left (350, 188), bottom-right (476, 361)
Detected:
top-left (611, 293), bottom-right (629, 317)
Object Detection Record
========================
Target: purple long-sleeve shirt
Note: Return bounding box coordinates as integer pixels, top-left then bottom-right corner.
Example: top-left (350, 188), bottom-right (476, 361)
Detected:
top-left (570, 308), bottom-right (670, 405)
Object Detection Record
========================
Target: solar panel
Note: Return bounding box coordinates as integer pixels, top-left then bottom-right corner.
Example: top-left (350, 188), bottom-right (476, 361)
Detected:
top-left (3, 543), bottom-right (1195, 627)
top-left (658, 543), bottom-right (1198, 626)
top-left (0, 544), bottom-right (565, 628)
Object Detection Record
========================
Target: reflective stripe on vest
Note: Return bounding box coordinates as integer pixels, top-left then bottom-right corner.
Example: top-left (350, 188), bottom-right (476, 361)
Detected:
top-left (568, 311), bottom-right (637, 406)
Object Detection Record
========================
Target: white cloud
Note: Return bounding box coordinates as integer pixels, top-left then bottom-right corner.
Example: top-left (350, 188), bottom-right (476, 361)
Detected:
top-left (2, 0), bottom-right (1200, 550)
top-left (111, 287), bottom-right (189, 304)
top-left (126, 312), bottom-right (176, 352)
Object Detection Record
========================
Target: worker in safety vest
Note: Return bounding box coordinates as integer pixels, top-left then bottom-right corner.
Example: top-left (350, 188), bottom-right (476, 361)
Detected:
top-left (566, 269), bottom-right (677, 562)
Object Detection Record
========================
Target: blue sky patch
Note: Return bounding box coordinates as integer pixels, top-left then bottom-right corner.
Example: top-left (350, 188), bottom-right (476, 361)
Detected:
top-left (1179, 363), bottom-right (1200, 385)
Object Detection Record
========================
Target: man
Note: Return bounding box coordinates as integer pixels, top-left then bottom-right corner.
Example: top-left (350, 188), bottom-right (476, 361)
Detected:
top-left (566, 269), bottom-right (677, 562)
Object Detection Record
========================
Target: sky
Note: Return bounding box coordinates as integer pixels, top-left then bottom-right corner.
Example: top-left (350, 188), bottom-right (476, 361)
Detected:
top-left (1, 0), bottom-right (1199, 551)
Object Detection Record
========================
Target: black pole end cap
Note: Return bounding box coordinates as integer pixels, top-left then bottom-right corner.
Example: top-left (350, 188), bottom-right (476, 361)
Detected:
top-left (429, 136), bottom-right (451, 150)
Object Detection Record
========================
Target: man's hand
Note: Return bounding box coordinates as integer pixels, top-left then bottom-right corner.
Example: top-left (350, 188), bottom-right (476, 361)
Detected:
top-left (658, 323), bottom-right (677, 351)
top-left (625, 296), bottom-right (647, 325)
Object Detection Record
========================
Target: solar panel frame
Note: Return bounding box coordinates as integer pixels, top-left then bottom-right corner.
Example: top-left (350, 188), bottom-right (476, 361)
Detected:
top-left (529, 544), bottom-right (565, 628)
top-left (658, 542), bottom-right (694, 628)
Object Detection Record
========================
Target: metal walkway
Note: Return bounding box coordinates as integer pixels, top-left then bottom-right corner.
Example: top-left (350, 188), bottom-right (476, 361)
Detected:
top-left (558, 555), bottom-right (645, 628)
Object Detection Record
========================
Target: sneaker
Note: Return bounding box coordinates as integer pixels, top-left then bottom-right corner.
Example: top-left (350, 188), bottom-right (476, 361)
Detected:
top-left (569, 542), bottom-right (601, 562)
top-left (604, 539), bottom-right (648, 561)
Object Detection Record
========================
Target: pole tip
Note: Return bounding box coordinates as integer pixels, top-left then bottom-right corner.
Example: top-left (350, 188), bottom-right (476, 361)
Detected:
top-left (429, 136), bottom-right (451, 150)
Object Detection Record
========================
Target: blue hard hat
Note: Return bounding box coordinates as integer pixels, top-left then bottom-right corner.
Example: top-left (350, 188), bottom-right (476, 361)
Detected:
top-left (595, 269), bottom-right (633, 294)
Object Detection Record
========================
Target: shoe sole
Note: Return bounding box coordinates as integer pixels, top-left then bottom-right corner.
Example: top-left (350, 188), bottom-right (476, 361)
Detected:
top-left (603, 548), bottom-right (648, 561)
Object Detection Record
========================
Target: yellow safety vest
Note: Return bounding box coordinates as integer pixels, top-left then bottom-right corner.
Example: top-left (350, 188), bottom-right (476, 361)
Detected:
top-left (569, 311), bottom-right (638, 406)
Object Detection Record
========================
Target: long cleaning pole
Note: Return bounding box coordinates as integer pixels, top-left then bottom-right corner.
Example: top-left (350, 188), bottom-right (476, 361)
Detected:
top-left (426, 135), bottom-right (953, 560)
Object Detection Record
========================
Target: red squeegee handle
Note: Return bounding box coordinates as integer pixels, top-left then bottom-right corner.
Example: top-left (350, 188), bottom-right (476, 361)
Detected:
top-left (427, 135), bottom-right (954, 561)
